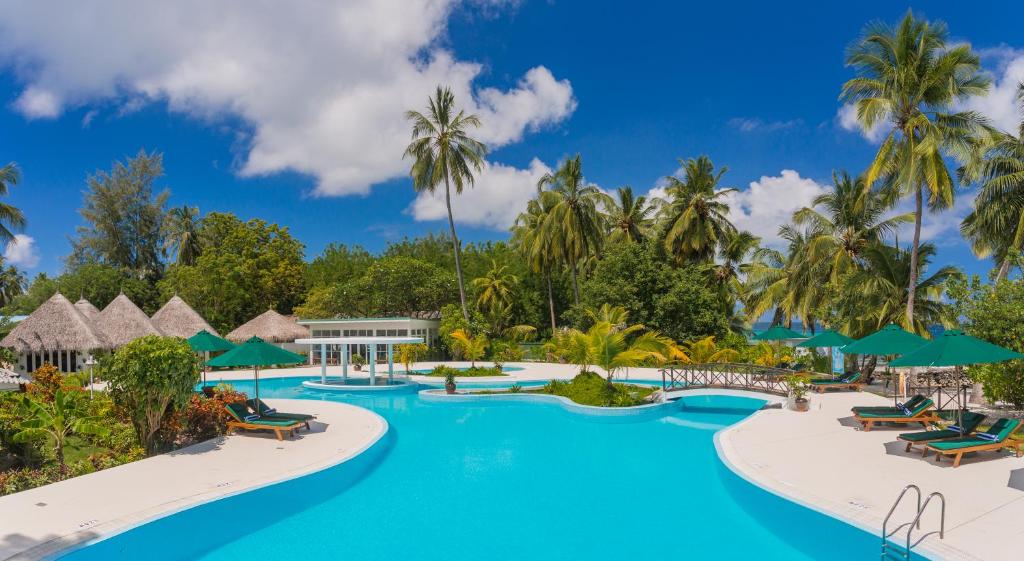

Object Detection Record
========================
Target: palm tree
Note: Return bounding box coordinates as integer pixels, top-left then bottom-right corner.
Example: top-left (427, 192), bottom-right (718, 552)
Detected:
top-left (961, 84), bottom-right (1024, 281)
top-left (471, 260), bottom-right (518, 316)
top-left (841, 11), bottom-right (991, 326)
top-left (13, 390), bottom-right (107, 476)
top-left (586, 321), bottom-right (664, 384)
top-left (793, 171), bottom-right (912, 282)
top-left (537, 154), bottom-right (605, 305)
top-left (0, 263), bottom-right (26, 307)
top-left (680, 336), bottom-right (740, 364)
top-left (605, 186), bottom-right (660, 244)
top-left (404, 86), bottom-right (488, 322)
top-left (661, 156), bottom-right (737, 263)
top-left (448, 329), bottom-right (488, 367)
top-left (0, 162), bottom-right (26, 244)
top-left (163, 205), bottom-right (203, 266)
top-left (512, 190), bottom-right (562, 331)
top-left (707, 230), bottom-right (760, 319)
top-left (841, 243), bottom-right (958, 335)
top-left (744, 225), bottom-right (827, 330)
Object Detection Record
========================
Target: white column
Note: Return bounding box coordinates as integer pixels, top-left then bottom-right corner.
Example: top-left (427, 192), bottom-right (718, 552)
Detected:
top-left (369, 343), bottom-right (377, 386)
top-left (342, 344), bottom-right (349, 382)
top-left (320, 342), bottom-right (327, 383)
top-left (387, 344), bottom-right (394, 384)
top-left (308, 345), bottom-right (313, 365)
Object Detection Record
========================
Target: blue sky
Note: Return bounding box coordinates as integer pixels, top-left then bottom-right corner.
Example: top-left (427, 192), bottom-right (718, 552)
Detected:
top-left (0, 1), bottom-right (1022, 278)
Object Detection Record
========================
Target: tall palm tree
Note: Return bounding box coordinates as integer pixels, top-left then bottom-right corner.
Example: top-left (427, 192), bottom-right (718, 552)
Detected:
top-left (961, 84), bottom-right (1024, 281)
top-left (661, 156), bottom-right (737, 263)
top-left (0, 162), bottom-right (26, 244)
top-left (793, 171), bottom-right (912, 282)
top-left (605, 186), bottom-right (660, 244)
top-left (705, 230), bottom-right (760, 330)
top-left (537, 154), bottom-right (605, 305)
top-left (404, 86), bottom-right (488, 322)
top-left (841, 11), bottom-right (991, 327)
top-left (163, 205), bottom-right (203, 266)
top-left (744, 225), bottom-right (827, 330)
top-left (471, 260), bottom-right (519, 315)
top-left (0, 263), bottom-right (26, 307)
top-left (512, 190), bottom-right (562, 331)
top-left (841, 242), bottom-right (958, 335)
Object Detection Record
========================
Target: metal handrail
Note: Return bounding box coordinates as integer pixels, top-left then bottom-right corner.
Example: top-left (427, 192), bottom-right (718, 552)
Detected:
top-left (882, 485), bottom-right (921, 560)
top-left (906, 492), bottom-right (946, 552)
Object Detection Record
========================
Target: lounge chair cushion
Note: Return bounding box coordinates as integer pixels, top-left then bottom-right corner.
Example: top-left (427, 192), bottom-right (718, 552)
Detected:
top-left (977, 432), bottom-right (998, 441)
top-left (899, 429), bottom-right (962, 442)
top-left (244, 414), bottom-right (259, 422)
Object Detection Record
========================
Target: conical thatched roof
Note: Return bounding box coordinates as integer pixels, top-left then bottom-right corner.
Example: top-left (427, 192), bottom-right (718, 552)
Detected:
top-left (74, 298), bottom-right (101, 323)
top-left (151, 295), bottom-right (217, 338)
top-left (227, 308), bottom-right (308, 343)
top-left (0, 293), bottom-right (112, 352)
top-left (96, 293), bottom-right (163, 347)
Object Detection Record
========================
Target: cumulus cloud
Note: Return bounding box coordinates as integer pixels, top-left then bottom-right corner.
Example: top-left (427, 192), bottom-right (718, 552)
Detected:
top-left (409, 158), bottom-right (551, 229)
top-left (836, 103), bottom-right (889, 143)
top-left (723, 170), bottom-right (829, 248)
top-left (728, 117), bottom-right (802, 133)
top-left (0, 0), bottom-right (575, 197)
top-left (961, 47), bottom-right (1024, 134)
top-left (4, 234), bottom-right (39, 268)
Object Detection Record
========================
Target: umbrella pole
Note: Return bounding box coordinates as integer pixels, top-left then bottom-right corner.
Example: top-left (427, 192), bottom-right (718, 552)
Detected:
top-left (254, 365), bottom-right (260, 404)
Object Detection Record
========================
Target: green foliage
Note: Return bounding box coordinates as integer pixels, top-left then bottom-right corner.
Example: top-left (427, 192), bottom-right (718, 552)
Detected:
top-left (69, 150), bottom-right (169, 281)
top-left (541, 372), bottom-right (655, 407)
top-left (448, 329), bottom-right (488, 367)
top-left (0, 162), bottom-right (26, 244)
top-left (5, 263), bottom-right (160, 315)
top-left (13, 390), bottom-right (108, 475)
top-left (784, 373), bottom-right (812, 401)
top-left (306, 243), bottom-right (374, 288)
top-left (101, 336), bottom-right (199, 454)
top-left (425, 365), bottom-right (502, 377)
top-left (959, 278), bottom-right (1024, 407)
top-left (158, 212), bottom-right (305, 333)
top-left (574, 240), bottom-right (728, 342)
top-left (396, 343), bottom-right (428, 373)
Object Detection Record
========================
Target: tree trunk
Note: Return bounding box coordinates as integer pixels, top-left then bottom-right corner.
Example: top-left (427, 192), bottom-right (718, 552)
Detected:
top-left (906, 184), bottom-right (923, 327)
top-left (546, 272), bottom-right (556, 331)
top-left (55, 440), bottom-right (66, 478)
top-left (570, 261), bottom-right (580, 305)
top-left (996, 214), bottom-right (1024, 282)
top-left (444, 175), bottom-right (470, 322)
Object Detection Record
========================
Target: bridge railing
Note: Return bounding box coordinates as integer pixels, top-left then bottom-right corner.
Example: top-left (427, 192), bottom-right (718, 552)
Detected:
top-left (659, 362), bottom-right (806, 396)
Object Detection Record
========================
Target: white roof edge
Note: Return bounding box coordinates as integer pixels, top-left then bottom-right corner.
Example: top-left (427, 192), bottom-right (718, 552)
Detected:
top-left (294, 336), bottom-right (425, 345)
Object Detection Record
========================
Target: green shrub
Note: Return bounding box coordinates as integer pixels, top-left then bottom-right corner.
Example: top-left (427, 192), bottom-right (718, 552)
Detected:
top-left (540, 372), bottom-right (654, 407)
top-left (425, 365), bottom-right (504, 377)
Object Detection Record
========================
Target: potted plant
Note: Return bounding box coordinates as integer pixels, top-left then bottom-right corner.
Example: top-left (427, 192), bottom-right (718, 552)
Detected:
top-left (444, 369), bottom-right (457, 395)
top-left (351, 353), bottom-right (366, 372)
top-left (785, 373), bottom-right (811, 412)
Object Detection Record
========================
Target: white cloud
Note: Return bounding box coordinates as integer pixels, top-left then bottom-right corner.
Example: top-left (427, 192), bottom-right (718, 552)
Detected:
top-left (723, 170), bottom-right (829, 248)
top-left (836, 103), bottom-right (889, 143)
top-left (728, 117), bottom-right (802, 133)
top-left (0, 1), bottom-right (575, 196)
top-left (891, 190), bottom-right (978, 248)
top-left (4, 234), bottom-right (39, 268)
top-left (409, 158), bottom-right (551, 229)
top-left (961, 47), bottom-right (1024, 134)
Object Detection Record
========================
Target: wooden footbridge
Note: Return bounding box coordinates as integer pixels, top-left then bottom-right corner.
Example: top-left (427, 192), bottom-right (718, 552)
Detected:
top-left (659, 362), bottom-right (805, 396)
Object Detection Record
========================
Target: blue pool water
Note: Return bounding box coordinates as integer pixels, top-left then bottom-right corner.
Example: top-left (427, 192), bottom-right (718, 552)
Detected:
top-left (61, 376), bottom-right (914, 560)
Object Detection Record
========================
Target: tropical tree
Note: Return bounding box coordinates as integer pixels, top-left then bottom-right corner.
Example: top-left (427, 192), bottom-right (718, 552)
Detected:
top-left (163, 205), bottom-right (203, 266)
top-left (661, 156), bottom-right (737, 263)
top-left (471, 260), bottom-right (518, 315)
top-left (841, 11), bottom-right (991, 326)
top-left (584, 303), bottom-right (630, 329)
top-left (744, 225), bottom-right (827, 329)
top-left (404, 86), bottom-right (488, 323)
top-left (396, 343), bottom-right (428, 374)
top-left (0, 162), bottom-right (26, 243)
top-left (13, 390), bottom-right (107, 476)
top-left (0, 262), bottom-right (26, 308)
top-left (840, 243), bottom-right (958, 335)
top-left (605, 186), bottom-right (660, 244)
top-left (537, 154), bottom-right (606, 305)
top-left (512, 190), bottom-right (562, 331)
top-left (680, 336), bottom-right (740, 364)
top-left (961, 84), bottom-right (1024, 281)
top-left (448, 328), bottom-right (488, 367)
top-left (706, 229), bottom-right (760, 323)
top-left (793, 172), bottom-right (912, 282)
top-left (586, 321), bottom-right (665, 383)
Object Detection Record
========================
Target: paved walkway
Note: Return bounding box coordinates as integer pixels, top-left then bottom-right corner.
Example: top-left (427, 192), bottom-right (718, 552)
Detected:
top-left (0, 399), bottom-right (386, 561)
top-left (717, 391), bottom-right (1024, 561)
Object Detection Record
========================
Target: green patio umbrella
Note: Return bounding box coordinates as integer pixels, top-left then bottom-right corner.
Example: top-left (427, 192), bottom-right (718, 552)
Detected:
top-left (796, 329), bottom-right (854, 378)
top-left (752, 326), bottom-right (807, 341)
top-left (206, 336), bottom-right (305, 403)
top-left (842, 323), bottom-right (928, 406)
top-left (187, 330), bottom-right (236, 387)
top-left (890, 330), bottom-right (1024, 432)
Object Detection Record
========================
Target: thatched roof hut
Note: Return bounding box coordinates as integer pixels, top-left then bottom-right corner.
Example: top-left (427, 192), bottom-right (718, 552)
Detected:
top-left (0, 293), bottom-right (112, 352)
top-left (227, 308), bottom-right (308, 343)
top-left (73, 298), bottom-right (101, 323)
top-left (151, 295), bottom-right (217, 338)
top-left (96, 294), bottom-right (163, 347)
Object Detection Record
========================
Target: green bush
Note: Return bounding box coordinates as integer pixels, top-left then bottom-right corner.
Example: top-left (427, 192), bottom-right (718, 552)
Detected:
top-left (540, 372), bottom-right (655, 407)
top-left (425, 365), bottom-right (505, 378)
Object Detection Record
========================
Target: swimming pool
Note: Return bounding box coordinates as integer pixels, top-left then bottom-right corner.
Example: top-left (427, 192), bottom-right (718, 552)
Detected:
top-left (60, 376), bottom-right (921, 560)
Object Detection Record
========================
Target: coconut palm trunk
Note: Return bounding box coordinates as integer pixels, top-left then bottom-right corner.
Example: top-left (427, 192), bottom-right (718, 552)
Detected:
top-left (444, 175), bottom-right (470, 322)
top-left (570, 261), bottom-right (580, 305)
top-left (906, 184), bottom-right (923, 324)
top-left (546, 273), bottom-right (556, 331)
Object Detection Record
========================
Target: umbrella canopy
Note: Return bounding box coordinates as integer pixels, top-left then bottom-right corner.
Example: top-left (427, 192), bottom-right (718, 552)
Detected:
top-left (795, 329), bottom-right (853, 348)
top-left (752, 326), bottom-right (806, 341)
top-left (841, 323), bottom-right (928, 356)
top-left (188, 329), bottom-right (236, 353)
top-left (206, 336), bottom-right (305, 403)
top-left (890, 330), bottom-right (1024, 367)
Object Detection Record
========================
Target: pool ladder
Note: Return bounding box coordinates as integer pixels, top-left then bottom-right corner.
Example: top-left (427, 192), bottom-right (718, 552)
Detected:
top-left (880, 484), bottom-right (946, 560)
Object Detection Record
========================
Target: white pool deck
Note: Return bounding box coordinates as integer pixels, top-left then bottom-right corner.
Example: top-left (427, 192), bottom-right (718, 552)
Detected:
top-left (4, 362), bottom-right (1022, 560)
top-left (0, 399), bottom-right (387, 561)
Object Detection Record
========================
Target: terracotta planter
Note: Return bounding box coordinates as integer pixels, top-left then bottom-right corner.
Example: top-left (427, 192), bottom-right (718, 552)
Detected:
top-left (793, 397), bottom-right (809, 412)
top-left (445, 381), bottom-right (457, 395)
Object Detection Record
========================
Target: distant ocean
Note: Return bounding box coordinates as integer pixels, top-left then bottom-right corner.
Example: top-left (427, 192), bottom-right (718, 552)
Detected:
top-left (750, 321), bottom-right (945, 339)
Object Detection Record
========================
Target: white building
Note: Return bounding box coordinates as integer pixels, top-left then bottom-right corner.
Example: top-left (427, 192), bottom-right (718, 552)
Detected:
top-left (297, 316), bottom-right (440, 364)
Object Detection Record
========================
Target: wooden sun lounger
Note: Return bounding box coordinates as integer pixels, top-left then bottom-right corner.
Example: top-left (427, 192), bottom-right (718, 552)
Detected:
top-left (854, 399), bottom-right (939, 432)
top-left (810, 373), bottom-right (865, 393)
top-left (898, 412), bottom-right (986, 455)
top-left (225, 403), bottom-right (303, 441)
top-left (925, 419), bottom-right (1023, 467)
